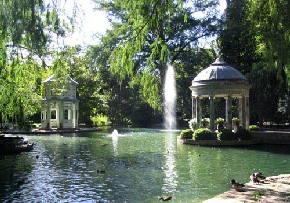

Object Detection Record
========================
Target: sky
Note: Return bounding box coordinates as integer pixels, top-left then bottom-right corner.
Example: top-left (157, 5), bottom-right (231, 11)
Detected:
top-left (63, 0), bottom-right (227, 46)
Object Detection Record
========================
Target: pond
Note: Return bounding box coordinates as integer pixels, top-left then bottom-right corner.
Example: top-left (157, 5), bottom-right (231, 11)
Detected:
top-left (1, 128), bottom-right (290, 202)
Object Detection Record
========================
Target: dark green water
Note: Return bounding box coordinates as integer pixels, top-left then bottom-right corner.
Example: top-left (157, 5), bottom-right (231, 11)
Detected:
top-left (1, 128), bottom-right (290, 203)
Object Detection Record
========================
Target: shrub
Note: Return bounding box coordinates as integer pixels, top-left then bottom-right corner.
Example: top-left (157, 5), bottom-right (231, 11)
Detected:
top-left (91, 115), bottom-right (110, 126)
top-left (217, 129), bottom-right (237, 140)
top-left (236, 128), bottom-right (252, 140)
top-left (193, 128), bottom-right (215, 140)
top-left (180, 129), bottom-right (193, 139)
top-left (249, 125), bottom-right (259, 131)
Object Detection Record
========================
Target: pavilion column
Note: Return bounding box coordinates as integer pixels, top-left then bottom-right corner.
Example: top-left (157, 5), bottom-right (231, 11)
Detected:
top-left (225, 95), bottom-right (233, 130)
top-left (239, 96), bottom-right (246, 129)
top-left (209, 95), bottom-right (215, 131)
top-left (73, 103), bottom-right (76, 128)
top-left (192, 96), bottom-right (196, 119)
top-left (195, 97), bottom-right (202, 127)
top-left (245, 96), bottom-right (250, 129)
top-left (46, 101), bottom-right (51, 129)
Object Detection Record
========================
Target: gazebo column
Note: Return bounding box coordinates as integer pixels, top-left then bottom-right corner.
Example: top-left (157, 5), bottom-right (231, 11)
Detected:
top-left (225, 95), bottom-right (233, 130)
top-left (192, 96), bottom-right (196, 119)
top-left (195, 97), bottom-right (202, 127)
top-left (239, 96), bottom-right (246, 129)
top-left (209, 95), bottom-right (215, 131)
top-left (246, 96), bottom-right (250, 129)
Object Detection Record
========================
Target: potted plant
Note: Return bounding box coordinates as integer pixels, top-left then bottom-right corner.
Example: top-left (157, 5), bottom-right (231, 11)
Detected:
top-left (201, 118), bottom-right (210, 128)
top-left (188, 118), bottom-right (197, 131)
top-left (232, 117), bottom-right (239, 133)
top-left (215, 117), bottom-right (225, 131)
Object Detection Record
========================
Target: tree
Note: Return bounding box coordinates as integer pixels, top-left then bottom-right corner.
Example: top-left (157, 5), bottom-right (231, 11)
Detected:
top-left (94, 0), bottom-right (220, 111)
top-left (219, 0), bottom-right (257, 74)
top-left (248, 0), bottom-right (290, 123)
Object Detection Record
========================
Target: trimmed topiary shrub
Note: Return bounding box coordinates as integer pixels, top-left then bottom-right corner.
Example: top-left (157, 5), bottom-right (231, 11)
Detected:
top-left (236, 128), bottom-right (252, 140)
top-left (217, 129), bottom-right (237, 140)
top-left (180, 129), bottom-right (193, 139)
top-left (249, 125), bottom-right (259, 131)
top-left (193, 128), bottom-right (216, 140)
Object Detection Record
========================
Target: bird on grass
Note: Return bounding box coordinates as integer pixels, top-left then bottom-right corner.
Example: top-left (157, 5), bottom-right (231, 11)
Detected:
top-left (159, 196), bottom-right (172, 201)
top-left (231, 179), bottom-right (245, 191)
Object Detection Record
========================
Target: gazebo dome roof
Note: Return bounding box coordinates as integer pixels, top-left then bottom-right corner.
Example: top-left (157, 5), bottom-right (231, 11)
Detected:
top-left (193, 58), bottom-right (247, 82)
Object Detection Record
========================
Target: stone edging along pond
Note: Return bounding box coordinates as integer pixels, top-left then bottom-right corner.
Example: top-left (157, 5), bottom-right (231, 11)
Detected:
top-left (178, 130), bottom-right (290, 146)
top-left (178, 138), bottom-right (262, 146)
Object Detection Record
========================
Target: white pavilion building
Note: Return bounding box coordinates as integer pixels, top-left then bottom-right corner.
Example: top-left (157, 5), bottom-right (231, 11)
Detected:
top-left (40, 75), bottom-right (79, 129)
top-left (190, 57), bottom-right (251, 131)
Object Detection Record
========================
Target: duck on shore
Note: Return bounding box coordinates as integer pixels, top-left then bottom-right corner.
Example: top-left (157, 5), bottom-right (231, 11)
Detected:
top-left (230, 179), bottom-right (245, 191)
top-left (250, 172), bottom-right (266, 184)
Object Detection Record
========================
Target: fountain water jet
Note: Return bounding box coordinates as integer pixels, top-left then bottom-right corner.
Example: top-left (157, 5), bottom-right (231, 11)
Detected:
top-left (163, 64), bottom-right (177, 130)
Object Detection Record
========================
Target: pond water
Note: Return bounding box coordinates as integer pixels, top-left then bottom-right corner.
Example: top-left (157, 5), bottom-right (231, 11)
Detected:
top-left (1, 128), bottom-right (290, 203)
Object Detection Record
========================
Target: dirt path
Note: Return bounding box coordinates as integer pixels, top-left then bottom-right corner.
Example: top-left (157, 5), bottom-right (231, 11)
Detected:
top-left (204, 174), bottom-right (290, 203)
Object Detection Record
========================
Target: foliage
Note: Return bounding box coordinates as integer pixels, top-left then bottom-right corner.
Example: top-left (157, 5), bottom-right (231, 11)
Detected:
top-left (249, 125), bottom-right (259, 131)
top-left (91, 115), bottom-right (111, 127)
top-left (131, 102), bottom-right (155, 127)
top-left (251, 190), bottom-right (266, 201)
top-left (95, 0), bottom-right (220, 110)
top-left (217, 129), bottom-right (237, 140)
top-left (180, 129), bottom-right (193, 139)
top-left (219, 0), bottom-right (257, 74)
top-left (236, 128), bottom-right (252, 140)
top-left (193, 128), bottom-right (215, 140)
top-left (0, 0), bottom-right (77, 128)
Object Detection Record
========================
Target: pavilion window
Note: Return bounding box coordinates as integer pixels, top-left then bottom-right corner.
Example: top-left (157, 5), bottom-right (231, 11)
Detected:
top-left (64, 110), bottom-right (69, 120)
top-left (51, 110), bottom-right (57, 119)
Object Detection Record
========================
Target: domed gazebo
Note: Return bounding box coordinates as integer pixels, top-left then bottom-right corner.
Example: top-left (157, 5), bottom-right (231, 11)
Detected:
top-left (189, 57), bottom-right (251, 131)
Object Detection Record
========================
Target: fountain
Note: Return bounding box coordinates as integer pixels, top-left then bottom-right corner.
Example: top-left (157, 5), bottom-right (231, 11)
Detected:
top-left (163, 64), bottom-right (177, 130)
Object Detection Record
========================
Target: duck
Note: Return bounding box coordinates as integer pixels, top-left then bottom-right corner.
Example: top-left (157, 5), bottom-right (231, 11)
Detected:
top-left (250, 173), bottom-right (260, 184)
top-left (254, 172), bottom-right (266, 181)
top-left (159, 196), bottom-right (172, 201)
top-left (230, 179), bottom-right (245, 191)
top-left (97, 169), bottom-right (106, 174)
top-left (250, 172), bottom-right (266, 184)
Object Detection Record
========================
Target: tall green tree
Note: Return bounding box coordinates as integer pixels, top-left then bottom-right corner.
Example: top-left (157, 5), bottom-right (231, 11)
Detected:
top-left (219, 0), bottom-right (257, 74)
top-left (94, 0), bottom-right (220, 111)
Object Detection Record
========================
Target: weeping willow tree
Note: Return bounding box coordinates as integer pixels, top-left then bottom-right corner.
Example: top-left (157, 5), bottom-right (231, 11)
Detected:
top-left (94, 0), bottom-right (220, 110)
top-left (248, 0), bottom-right (290, 123)
top-left (0, 0), bottom-right (77, 130)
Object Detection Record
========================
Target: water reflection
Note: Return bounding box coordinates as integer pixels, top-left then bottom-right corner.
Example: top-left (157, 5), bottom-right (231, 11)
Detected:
top-left (162, 133), bottom-right (178, 193)
top-left (1, 130), bottom-right (290, 202)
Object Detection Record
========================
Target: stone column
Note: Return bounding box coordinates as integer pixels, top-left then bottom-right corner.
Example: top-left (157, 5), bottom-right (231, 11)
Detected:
top-left (196, 97), bottom-right (202, 128)
top-left (241, 96), bottom-right (246, 129)
top-left (46, 101), bottom-right (51, 129)
top-left (246, 96), bottom-right (250, 129)
top-left (209, 96), bottom-right (215, 131)
top-left (192, 96), bottom-right (196, 119)
top-left (226, 95), bottom-right (233, 130)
